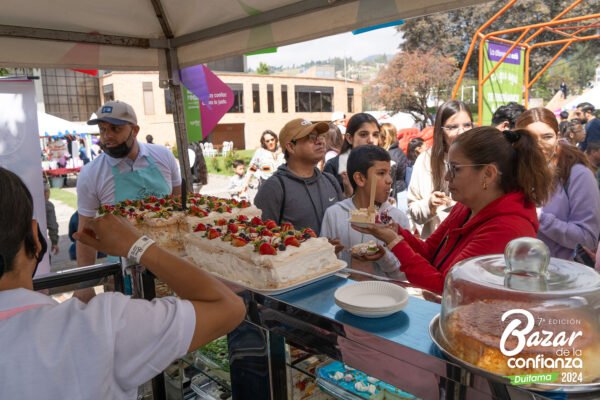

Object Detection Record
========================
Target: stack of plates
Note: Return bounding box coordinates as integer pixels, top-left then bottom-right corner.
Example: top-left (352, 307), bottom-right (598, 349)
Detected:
top-left (334, 281), bottom-right (409, 318)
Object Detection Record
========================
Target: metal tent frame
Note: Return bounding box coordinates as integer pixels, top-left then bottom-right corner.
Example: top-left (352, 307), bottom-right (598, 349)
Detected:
top-left (451, 0), bottom-right (599, 124)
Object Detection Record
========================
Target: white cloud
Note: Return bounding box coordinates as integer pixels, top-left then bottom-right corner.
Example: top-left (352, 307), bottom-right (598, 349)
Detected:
top-left (246, 27), bottom-right (402, 69)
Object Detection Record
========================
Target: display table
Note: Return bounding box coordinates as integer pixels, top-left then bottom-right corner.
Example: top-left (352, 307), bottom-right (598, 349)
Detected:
top-left (224, 275), bottom-right (597, 400)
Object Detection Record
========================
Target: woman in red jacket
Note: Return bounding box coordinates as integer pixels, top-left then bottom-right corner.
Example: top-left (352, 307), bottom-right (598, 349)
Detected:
top-left (353, 127), bottom-right (553, 294)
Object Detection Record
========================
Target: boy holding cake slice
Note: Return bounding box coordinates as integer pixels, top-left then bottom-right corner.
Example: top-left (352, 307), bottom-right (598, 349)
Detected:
top-left (320, 145), bottom-right (409, 279)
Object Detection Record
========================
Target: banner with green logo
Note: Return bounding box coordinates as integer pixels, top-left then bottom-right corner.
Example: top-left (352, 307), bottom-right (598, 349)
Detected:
top-left (181, 85), bottom-right (203, 143)
top-left (481, 41), bottom-right (525, 125)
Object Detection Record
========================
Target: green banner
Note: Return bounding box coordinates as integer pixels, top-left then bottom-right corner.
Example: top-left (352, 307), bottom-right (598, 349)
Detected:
top-left (181, 85), bottom-right (203, 142)
top-left (506, 373), bottom-right (559, 386)
top-left (481, 41), bottom-right (525, 125)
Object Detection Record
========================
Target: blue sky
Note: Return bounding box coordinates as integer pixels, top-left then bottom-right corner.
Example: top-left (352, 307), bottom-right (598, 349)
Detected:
top-left (246, 27), bottom-right (402, 69)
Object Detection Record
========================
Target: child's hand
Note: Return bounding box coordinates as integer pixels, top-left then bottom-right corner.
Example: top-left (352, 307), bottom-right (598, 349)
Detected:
top-left (352, 245), bottom-right (385, 262)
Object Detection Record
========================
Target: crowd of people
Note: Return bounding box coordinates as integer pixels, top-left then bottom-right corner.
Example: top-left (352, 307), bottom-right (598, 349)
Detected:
top-left (246, 101), bottom-right (600, 294)
top-left (2, 94), bottom-right (600, 398)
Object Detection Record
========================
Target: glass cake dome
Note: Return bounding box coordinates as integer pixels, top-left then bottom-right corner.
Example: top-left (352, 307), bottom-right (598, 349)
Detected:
top-left (437, 237), bottom-right (600, 388)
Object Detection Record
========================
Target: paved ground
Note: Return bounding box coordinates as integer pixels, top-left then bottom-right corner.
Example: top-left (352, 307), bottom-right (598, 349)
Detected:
top-left (50, 173), bottom-right (242, 272)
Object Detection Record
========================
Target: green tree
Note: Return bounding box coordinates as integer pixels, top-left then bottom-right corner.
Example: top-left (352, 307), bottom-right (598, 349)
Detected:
top-left (398, 0), bottom-right (599, 96)
top-left (256, 62), bottom-right (271, 75)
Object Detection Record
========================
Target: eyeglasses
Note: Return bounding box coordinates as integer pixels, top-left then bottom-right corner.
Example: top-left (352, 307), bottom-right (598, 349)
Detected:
top-left (441, 123), bottom-right (474, 133)
top-left (264, 138), bottom-right (276, 144)
top-left (444, 162), bottom-right (491, 180)
top-left (293, 132), bottom-right (326, 145)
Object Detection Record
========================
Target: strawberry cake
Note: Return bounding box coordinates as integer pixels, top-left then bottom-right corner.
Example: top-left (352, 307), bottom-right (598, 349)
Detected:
top-left (184, 216), bottom-right (342, 289)
top-left (98, 194), bottom-right (261, 254)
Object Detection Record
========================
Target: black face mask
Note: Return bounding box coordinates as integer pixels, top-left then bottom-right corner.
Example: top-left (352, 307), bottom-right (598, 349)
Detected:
top-left (32, 224), bottom-right (47, 278)
top-left (101, 129), bottom-right (134, 159)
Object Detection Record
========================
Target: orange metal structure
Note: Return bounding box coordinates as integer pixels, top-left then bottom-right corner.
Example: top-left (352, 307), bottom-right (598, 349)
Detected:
top-left (451, 0), bottom-right (600, 124)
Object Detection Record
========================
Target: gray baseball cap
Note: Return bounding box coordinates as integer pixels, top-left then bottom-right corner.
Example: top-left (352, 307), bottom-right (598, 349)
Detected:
top-left (88, 100), bottom-right (137, 125)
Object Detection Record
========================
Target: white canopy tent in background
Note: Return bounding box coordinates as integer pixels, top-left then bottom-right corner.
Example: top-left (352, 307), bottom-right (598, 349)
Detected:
top-left (0, 0), bottom-right (492, 188)
top-left (563, 86), bottom-right (600, 111)
top-left (37, 111), bottom-right (99, 137)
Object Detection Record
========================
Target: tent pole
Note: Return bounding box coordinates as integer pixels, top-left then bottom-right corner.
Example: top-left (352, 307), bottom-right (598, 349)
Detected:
top-left (164, 47), bottom-right (193, 194)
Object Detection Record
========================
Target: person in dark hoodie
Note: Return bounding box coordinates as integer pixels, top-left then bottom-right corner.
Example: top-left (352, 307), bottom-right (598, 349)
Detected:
top-left (254, 118), bottom-right (344, 235)
top-left (353, 127), bottom-right (553, 294)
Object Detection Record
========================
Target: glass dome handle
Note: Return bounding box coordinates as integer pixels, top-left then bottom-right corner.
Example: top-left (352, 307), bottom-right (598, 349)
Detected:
top-left (504, 237), bottom-right (550, 277)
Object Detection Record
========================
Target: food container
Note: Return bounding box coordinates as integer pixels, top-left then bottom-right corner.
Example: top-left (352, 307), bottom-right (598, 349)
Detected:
top-left (433, 238), bottom-right (600, 391)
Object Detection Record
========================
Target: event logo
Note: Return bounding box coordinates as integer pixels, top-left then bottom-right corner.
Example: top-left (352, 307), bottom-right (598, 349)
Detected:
top-left (500, 309), bottom-right (584, 385)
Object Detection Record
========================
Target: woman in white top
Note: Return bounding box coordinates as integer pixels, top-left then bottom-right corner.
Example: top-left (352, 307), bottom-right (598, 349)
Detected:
top-left (407, 100), bottom-right (473, 238)
top-left (0, 167), bottom-right (245, 400)
top-left (243, 130), bottom-right (285, 191)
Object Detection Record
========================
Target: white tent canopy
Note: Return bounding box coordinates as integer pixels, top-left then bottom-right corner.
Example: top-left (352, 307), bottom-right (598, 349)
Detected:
top-left (563, 86), bottom-right (600, 111)
top-left (0, 0), bottom-right (490, 72)
top-left (1, 0), bottom-right (491, 186)
top-left (37, 111), bottom-right (99, 137)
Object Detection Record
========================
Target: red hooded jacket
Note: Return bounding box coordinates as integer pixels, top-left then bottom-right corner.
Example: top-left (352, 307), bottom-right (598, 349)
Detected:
top-left (391, 192), bottom-right (538, 294)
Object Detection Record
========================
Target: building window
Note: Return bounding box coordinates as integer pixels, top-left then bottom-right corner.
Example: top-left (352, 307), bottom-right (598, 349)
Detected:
top-left (164, 88), bottom-right (173, 114)
top-left (252, 84), bottom-right (260, 113)
top-left (227, 83), bottom-right (244, 113)
top-left (103, 84), bottom-right (114, 102)
top-left (143, 81), bottom-right (155, 115)
top-left (281, 85), bottom-right (288, 113)
top-left (295, 86), bottom-right (333, 113)
top-left (347, 88), bottom-right (354, 113)
top-left (41, 68), bottom-right (101, 121)
top-left (267, 84), bottom-right (274, 113)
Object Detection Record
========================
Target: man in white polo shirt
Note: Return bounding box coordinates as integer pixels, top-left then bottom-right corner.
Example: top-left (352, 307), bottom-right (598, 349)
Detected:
top-left (76, 100), bottom-right (182, 267)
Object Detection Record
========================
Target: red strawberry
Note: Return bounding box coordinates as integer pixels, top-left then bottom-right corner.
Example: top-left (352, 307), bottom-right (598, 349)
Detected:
top-left (232, 237), bottom-right (249, 247)
top-left (248, 227), bottom-right (257, 234)
top-left (259, 242), bottom-right (277, 255)
top-left (264, 220), bottom-right (277, 230)
top-left (237, 215), bottom-right (249, 222)
top-left (303, 228), bottom-right (317, 238)
top-left (239, 200), bottom-right (249, 208)
top-left (251, 217), bottom-right (263, 226)
top-left (227, 223), bottom-right (239, 233)
top-left (281, 223), bottom-right (294, 232)
top-left (145, 204), bottom-right (152, 210)
top-left (148, 196), bottom-right (158, 202)
top-left (194, 223), bottom-right (207, 232)
top-left (216, 218), bottom-right (227, 226)
top-left (284, 237), bottom-right (301, 247)
top-left (207, 229), bottom-right (221, 240)
top-left (153, 206), bottom-right (161, 212)
top-left (261, 229), bottom-right (273, 237)
top-left (159, 198), bottom-right (166, 205)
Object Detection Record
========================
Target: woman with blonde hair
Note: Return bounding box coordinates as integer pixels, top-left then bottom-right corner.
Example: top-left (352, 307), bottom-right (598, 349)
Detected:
top-left (380, 123), bottom-right (397, 151)
top-left (516, 107), bottom-right (600, 260)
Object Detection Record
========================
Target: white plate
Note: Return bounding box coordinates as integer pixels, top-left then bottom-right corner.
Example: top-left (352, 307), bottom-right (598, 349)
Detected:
top-left (336, 304), bottom-right (404, 318)
top-left (334, 281), bottom-right (408, 316)
top-left (213, 260), bottom-right (347, 295)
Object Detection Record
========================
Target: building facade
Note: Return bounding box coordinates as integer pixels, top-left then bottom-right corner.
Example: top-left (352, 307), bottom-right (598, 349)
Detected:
top-left (100, 71), bottom-right (362, 150)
